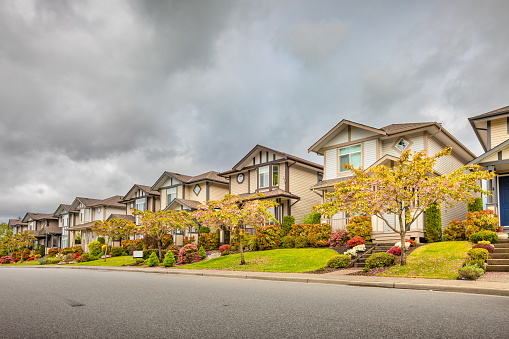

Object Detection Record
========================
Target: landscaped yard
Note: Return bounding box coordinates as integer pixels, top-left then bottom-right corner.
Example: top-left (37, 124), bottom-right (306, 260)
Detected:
top-left (70, 256), bottom-right (138, 267)
top-left (2, 260), bottom-right (40, 266)
top-left (379, 241), bottom-right (472, 280)
top-left (178, 248), bottom-right (338, 273)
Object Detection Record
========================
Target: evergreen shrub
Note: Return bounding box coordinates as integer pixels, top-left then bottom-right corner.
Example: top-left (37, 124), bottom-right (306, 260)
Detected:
top-left (282, 216), bottom-right (295, 236)
top-left (425, 203), bottom-right (442, 243)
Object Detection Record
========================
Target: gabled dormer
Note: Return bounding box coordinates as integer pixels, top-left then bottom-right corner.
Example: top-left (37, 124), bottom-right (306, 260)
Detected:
top-left (469, 105), bottom-right (509, 152)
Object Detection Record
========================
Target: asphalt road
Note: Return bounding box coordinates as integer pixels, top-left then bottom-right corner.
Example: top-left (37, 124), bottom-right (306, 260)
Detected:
top-left (0, 268), bottom-right (508, 339)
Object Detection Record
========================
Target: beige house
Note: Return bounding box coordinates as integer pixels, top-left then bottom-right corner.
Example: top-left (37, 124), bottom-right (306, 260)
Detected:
top-left (151, 171), bottom-right (229, 245)
top-left (8, 218), bottom-right (27, 235)
top-left (308, 120), bottom-right (476, 242)
top-left (120, 184), bottom-right (161, 226)
top-left (21, 212), bottom-right (60, 252)
top-left (468, 105), bottom-right (509, 230)
top-left (66, 196), bottom-right (126, 252)
top-left (53, 204), bottom-right (77, 249)
top-left (220, 145), bottom-right (324, 226)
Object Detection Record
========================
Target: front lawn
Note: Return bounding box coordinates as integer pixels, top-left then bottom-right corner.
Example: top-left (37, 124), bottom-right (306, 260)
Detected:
top-left (178, 248), bottom-right (338, 273)
top-left (379, 241), bottom-right (472, 280)
top-left (2, 260), bottom-right (41, 266)
top-left (70, 256), bottom-right (138, 267)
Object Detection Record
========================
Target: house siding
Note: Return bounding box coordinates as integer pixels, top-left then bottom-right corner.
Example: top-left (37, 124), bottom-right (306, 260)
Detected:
top-left (324, 149), bottom-right (337, 180)
top-left (209, 184), bottom-right (228, 202)
top-left (230, 172), bottom-right (249, 195)
top-left (363, 139), bottom-right (377, 168)
top-left (490, 117), bottom-right (508, 149)
top-left (288, 164), bottom-right (322, 222)
top-left (381, 132), bottom-right (425, 157)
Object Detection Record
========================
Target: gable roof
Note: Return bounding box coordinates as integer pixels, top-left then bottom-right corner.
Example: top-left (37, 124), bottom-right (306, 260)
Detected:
top-left (220, 144), bottom-right (322, 175)
top-left (469, 105), bottom-right (509, 121)
top-left (164, 198), bottom-right (203, 211)
top-left (106, 214), bottom-right (135, 222)
top-left (53, 204), bottom-right (75, 217)
top-left (468, 105), bottom-right (509, 152)
top-left (121, 184), bottom-right (160, 202)
top-left (152, 170), bottom-right (228, 190)
top-left (8, 219), bottom-right (26, 227)
top-left (70, 195), bottom-right (124, 210)
top-left (21, 213), bottom-right (57, 223)
top-left (467, 138), bottom-right (509, 166)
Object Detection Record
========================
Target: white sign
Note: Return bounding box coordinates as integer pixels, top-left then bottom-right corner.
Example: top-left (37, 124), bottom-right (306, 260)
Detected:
top-left (133, 251), bottom-right (143, 259)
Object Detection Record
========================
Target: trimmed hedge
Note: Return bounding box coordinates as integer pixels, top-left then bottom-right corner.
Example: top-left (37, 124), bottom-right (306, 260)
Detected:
top-left (469, 230), bottom-right (498, 244)
top-left (363, 252), bottom-right (397, 272)
top-left (425, 203), bottom-right (442, 243)
top-left (467, 248), bottom-right (489, 262)
top-left (326, 255), bottom-right (351, 268)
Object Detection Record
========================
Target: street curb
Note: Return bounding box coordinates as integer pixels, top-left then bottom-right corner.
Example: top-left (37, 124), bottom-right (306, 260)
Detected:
top-left (6, 265), bottom-right (509, 297)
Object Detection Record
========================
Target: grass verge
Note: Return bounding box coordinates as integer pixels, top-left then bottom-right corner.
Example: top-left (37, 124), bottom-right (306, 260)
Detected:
top-left (378, 241), bottom-right (472, 280)
top-left (2, 260), bottom-right (40, 266)
top-left (70, 256), bottom-right (138, 267)
top-left (178, 248), bottom-right (338, 273)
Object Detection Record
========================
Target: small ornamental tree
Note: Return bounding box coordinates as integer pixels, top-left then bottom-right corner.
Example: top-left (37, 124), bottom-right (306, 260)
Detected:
top-left (313, 147), bottom-right (494, 265)
top-left (194, 194), bottom-right (278, 265)
top-left (9, 231), bottom-right (37, 255)
top-left (93, 218), bottom-right (136, 261)
top-left (134, 209), bottom-right (196, 261)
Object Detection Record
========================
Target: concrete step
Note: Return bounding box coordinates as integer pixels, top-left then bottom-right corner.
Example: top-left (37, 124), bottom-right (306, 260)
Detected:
top-left (353, 263), bottom-right (365, 268)
top-left (495, 243), bottom-right (509, 248)
top-left (491, 253), bottom-right (509, 259)
top-left (494, 248), bottom-right (509, 253)
top-left (487, 259), bottom-right (509, 265)
top-left (486, 265), bottom-right (509, 272)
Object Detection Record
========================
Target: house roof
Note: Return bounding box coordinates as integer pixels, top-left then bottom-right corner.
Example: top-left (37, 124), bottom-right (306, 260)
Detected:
top-left (8, 219), bottom-right (26, 227)
top-left (70, 195), bottom-right (124, 210)
top-left (165, 198), bottom-right (203, 211)
top-left (39, 225), bottom-right (62, 235)
top-left (106, 214), bottom-right (135, 222)
top-left (468, 105), bottom-right (509, 152)
top-left (67, 221), bottom-right (96, 231)
top-left (121, 184), bottom-right (160, 202)
top-left (380, 122), bottom-right (436, 134)
top-left (53, 204), bottom-right (76, 217)
top-left (469, 105), bottom-right (509, 121)
top-left (467, 138), bottom-right (509, 166)
top-left (152, 170), bottom-right (228, 190)
top-left (238, 189), bottom-right (300, 201)
top-left (311, 176), bottom-right (353, 189)
top-left (220, 145), bottom-right (323, 176)
top-left (21, 213), bottom-right (58, 223)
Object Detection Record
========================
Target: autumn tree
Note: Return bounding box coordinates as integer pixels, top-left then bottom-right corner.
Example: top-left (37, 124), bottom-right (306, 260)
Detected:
top-left (313, 147), bottom-right (494, 265)
top-left (93, 218), bottom-right (136, 260)
top-left (134, 209), bottom-right (196, 261)
top-left (194, 194), bottom-right (278, 265)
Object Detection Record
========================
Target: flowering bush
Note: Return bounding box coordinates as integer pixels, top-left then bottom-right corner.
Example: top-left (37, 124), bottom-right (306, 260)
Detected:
top-left (167, 244), bottom-right (179, 257)
top-left (21, 248), bottom-right (31, 261)
top-left (363, 253), bottom-right (397, 272)
top-left (344, 248), bottom-right (357, 257)
top-left (48, 247), bottom-right (59, 257)
top-left (443, 219), bottom-right (466, 241)
top-left (288, 223), bottom-right (332, 247)
top-left (387, 247), bottom-right (402, 256)
top-left (394, 241), bottom-right (410, 250)
top-left (219, 245), bottom-right (232, 255)
top-left (327, 230), bottom-right (350, 247)
top-left (73, 253), bottom-right (82, 262)
top-left (347, 236), bottom-right (365, 248)
top-left (472, 243), bottom-right (495, 253)
top-left (178, 244), bottom-right (201, 264)
top-left (198, 232), bottom-right (219, 251)
top-left (326, 255), bottom-right (351, 268)
top-left (26, 257), bottom-right (35, 261)
top-left (11, 251), bottom-right (21, 260)
top-left (469, 230), bottom-right (498, 244)
top-left (183, 236), bottom-right (196, 246)
top-left (256, 225), bottom-right (283, 250)
top-left (405, 239), bottom-right (416, 247)
top-left (0, 256), bottom-right (13, 264)
top-left (346, 216), bottom-right (372, 242)
top-left (464, 210), bottom-right (499, 238)
top-left (353, 244), bottom-right (366, 252)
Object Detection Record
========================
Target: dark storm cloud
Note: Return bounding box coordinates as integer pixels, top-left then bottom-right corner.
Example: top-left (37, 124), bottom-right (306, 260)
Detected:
top-left (1, 0), bottom-right (509, 221)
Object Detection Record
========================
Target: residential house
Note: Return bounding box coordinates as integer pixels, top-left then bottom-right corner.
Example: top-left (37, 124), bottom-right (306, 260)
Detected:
top-left (219, 145), bottom-right (324, 228)
top-left (308, 120), bottom-right (476, 242)
top-left (151, 171), bottom-right (229, 245)
top-left (53, 204), bottom-right (78, 249)
top-left (66, 196), bottom-right (126, 252)
top-left (468, 105), bottom-right (509, 230)
top-left (8, 218), bottom-right (27, 235)
top-left (120, 184), bottom-right (161, 226)
top-left (21, 213), bottom-right (60, 252)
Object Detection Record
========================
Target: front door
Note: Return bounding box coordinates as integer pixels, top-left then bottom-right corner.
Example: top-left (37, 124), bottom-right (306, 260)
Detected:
top-left (498, 176), bottom-right (509, 226)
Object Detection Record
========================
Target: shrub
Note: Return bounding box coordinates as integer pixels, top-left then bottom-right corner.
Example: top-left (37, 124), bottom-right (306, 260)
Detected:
top-left (143, 249), bottom-right (165, 260)
top-left (183, 236), bottom-right (196, 246)
top-left (287, 224), bottom-right (307, 238)
top-left (246, 235), bottom-right (258, 251)
top-left (161, 235), bottom-right (174, 248)
top-left (133, 239), bottom-right (144, 250)
top-left (101, 245), bottom-right (112, 254)
top-left (467, 248), bottom-right (489, 262)
top-left (88, 241), bottom-right (102, 257)
top-left (22, 248), bottom-right (31, 261)
top-left (463, 259), bottom-right (486, 271)
top-left (38, 257), bottom-right (49, 265)
top-left (467, 197), bottom-right (483, 212)
top-left (47, 247), bottom-right (59, 257)
top-left (294, 236), bottom-right (308, 248)
top-left (199, 246), bottom-right (207, 259)
top-left (198, 232), bottom-right (219, 251)
top-left (0, 256), bottom-right (13, 264)
top-left (163, 251), bottom-right (176, 267)
top-left (167, 244), bottom-right (179, 257)
top-left (387, 247), bottom-right (402, 256)
top-left (38, 245), bottom-right (45, 257)
top-left (347, 236), bottom-right (365, 248)
top-left (97, 237), bottom-right (105, 244)
top-left (363, 253), bottom-right (397, 272)
top-left (282, 216), bottom-right (295, 236)
top-left (199, 226), bottom-right (211, 234)
top-left (73, 253), bottom-right (82, 262)
top-left (303, 212), bottom-right (322, 224)
top-left (11, 251), bottom-right (21, 260)
top-left (472, 243), bottom-right (495, 254)
top-left (469, 230), bottom-right (498, 244)
top-left (219, 245), bottom-right (232, 255)
top-left (143, 235), bottom-right (158, 249)
top-left (256, 225), bottom-right (283, 250)
top-left (326, 255), bottom-right (351, 268)
top-left (479, 240), bottom-right (491, 244)
top-left (425, 203), bottom-right (442, 243)
top-left (59, 247), bottom-right (73, 255)
top-left (464, 210), bottom-right (499, 238)
top-left (111, 246), bottom-right (124, 257)
top-left (346, 216), bottom-right (372, 242)
top-left (80, 253), bottom-right (98, 262)
top-left (230, 230), bottom-right (251, 251)
top-left (327, 230), bottom-right (350, 247)
top-left (282, 235), bottom-right (296, 248)
top-left (178, 244), bottom-right (201, 264)
top-left (74, 234), bottom-right (81, 244)
top-left (405, 239), bottom-right (417, 247)
top-left (47, 257), bottom-right (62, 265)
top-left (443, 220), bottom-right (466, 241)
top-left (306, 223), bottom-right (331, 247)
top-left (344, 248), bottom-right (358, 258)
top-left (146, 252), bottom-right (160, 267)
top-left (71, 246), bottom-right (84, 254)
top-left (458, 265), bottom-right (484, 280)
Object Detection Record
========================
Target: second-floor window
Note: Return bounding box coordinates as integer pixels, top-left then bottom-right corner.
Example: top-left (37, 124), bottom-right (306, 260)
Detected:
top-left (339, 145), bottom-right (361, 172)
top-left (29, 221), bottom-right (34, 230)
top-left (167, 187), bottom-right (176, 206)
top-left (136, 198), bottom-right (146, 212)
top-left (259, 165), bottom-right (279, 188)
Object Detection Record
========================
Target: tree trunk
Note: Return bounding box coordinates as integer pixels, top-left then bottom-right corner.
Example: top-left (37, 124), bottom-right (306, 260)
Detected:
top-left (158, 240), bottom-right (162, 262)
top-left (104, 241), bottom-right (108, 262)
top-left (400, 231), bottom-right (407, 266)
top-left (238, 230), bottom-right (245, 265)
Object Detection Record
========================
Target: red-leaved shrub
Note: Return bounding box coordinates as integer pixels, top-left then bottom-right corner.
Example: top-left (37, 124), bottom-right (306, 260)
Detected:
top-left (219, 245), bottom-right (232, 255)
top-left (387, 247), bottom-right (402, 256)
top-left (472, 243), bottom-right (495, 253)
top-left (178, 244), bottom-right (201, 264)
top-left (405, 239), bottom-right (416, 247)
top-left (347, 236), bottom-right (365, 248)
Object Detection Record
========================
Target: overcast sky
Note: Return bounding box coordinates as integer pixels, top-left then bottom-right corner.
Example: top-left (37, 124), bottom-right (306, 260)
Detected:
top-left (1, 0), bottom-right (509, 222)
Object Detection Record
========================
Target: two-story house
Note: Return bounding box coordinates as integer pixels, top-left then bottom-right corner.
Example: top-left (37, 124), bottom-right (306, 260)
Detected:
top-left (8, 218), bottom-right (27, 235)
top-left (151, 171), bottom-right (229, 245)
top-left (219, 145), bottom-right (324, 229)
top-left (66, 195), bottom-right (126, 252)
top-left (308, 120), bottom-right (476, 242)
top-left (120, 184), bottom-right (160, 226)
top-left (21, 212), bottom-right (60, 252)
top-left (53, 204), bottom-right (78, 249)
top-left (468, 105), bottom-right (509, 230)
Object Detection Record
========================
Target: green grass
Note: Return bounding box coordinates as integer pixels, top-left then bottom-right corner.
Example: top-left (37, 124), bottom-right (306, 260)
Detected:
top-left (379, 241), bottom-right (472, 280)
top-left (2, 260), bottom-right (41, 266)
top-left (178, 248), bottom-right (338, 273)
top-left (71, 256), bottom-right (138, 267)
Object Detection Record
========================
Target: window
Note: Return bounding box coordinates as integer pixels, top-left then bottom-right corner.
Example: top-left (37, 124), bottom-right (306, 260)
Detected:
top-left (272, 165), bottom-right (279, 186)
top-left (29, 221), bottom-right (34, 230)
top-left (193, 184), bottom-right (201, 196)
top-left (167, 187), bottom-right (177, 206)
top-left (136, 198), bottom-right (146, 212)
top-left (395, 138), bottom-right (410, 151)
top-left (259, 166), bottom-right (269, 188)
top-left (84, 209), bottom-right (90, 222)
top-left (339, 145), bottom-right (361, 172)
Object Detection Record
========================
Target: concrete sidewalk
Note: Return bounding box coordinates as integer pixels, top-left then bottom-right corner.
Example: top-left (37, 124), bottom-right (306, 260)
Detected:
top-left (24, 264), bottom-right (509, 297)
